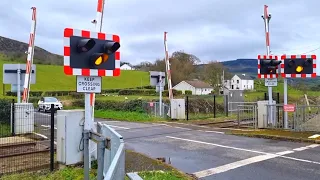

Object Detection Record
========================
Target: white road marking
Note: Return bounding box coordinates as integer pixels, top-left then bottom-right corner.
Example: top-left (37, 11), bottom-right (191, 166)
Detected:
top-left (293, 147), bottom-right (309, 151)
top-left (205, 130), bottom-right (225, 134)
top-left (168, 136), bottom-right (320, 178)
top-left (33, 132), bottom-right (48, 139)
top-left (308, 134), bottom-right (320, 139)
top-left (106, 125), bottom-right (130, 130)
top-left (276, 150), bottom-right (294, 155)
top-left (166, 136), bottom-right (271, 155)
top-left (306, 144), bottom-right (320, 148)
top-left (194, 154), bottom-right (280, 178)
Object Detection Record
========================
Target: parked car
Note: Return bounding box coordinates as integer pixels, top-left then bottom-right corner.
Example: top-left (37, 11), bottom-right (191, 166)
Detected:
top-left (38, 97), bottom-right (63, 113)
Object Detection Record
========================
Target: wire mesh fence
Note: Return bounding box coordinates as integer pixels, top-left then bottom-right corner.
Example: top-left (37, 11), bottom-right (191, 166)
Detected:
top-left (0, 100), bottom-right (56, 176)
top-left (185, 95), bottom-right (225, 120)
top-left (142, 101), bottom-right (170, 118)
top-left (265, 104), bottom-right (320, 132)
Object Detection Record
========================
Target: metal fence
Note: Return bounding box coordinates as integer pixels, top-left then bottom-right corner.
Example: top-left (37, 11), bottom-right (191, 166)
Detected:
top-left (0, 100), bottom-right (56, 176)
top-left (228, 102), bottom-right (257, 115)
top-left (142, 101), bottom-right (170, 118)
top-left (237, 105), bottom-right (258, 129)
top-left (265, 104), bottom-right (320, 132)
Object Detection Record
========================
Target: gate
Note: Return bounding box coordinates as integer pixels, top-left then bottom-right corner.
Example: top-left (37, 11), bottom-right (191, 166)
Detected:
top-left (237, 104), bottom-right (258, 129)
top-left (0, 100), bottom-right (56, 176)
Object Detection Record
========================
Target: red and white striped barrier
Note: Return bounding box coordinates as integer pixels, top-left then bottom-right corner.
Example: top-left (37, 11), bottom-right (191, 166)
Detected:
top-left (22, 7), bottom-right (37, 103)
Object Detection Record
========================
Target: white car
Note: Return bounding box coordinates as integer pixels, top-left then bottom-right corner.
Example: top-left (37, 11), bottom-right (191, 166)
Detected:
top-left (38, 97), bottom-right (63, 113)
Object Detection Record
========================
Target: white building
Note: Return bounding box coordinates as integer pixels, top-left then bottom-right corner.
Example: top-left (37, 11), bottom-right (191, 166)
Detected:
top-left (173, 80), bottom-right (213, 95)
top-left (227, 74), bottom-right (254, 90)
top-left (120, 64), bottom-right (134, 70)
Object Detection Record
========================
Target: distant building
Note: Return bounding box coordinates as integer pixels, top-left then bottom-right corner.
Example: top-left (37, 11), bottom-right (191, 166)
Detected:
top-left (173, 80), bottom-right (213, 95)
top-left (226, 74), bottom-right (254, 90)
top-left (120, 64), bottom-right (134, 70)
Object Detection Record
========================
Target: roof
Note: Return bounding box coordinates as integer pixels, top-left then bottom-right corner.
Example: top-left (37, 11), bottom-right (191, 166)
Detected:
top-left (184, 80), bottom-right (213, 88)
top-left (236, 74), bottom-right (253, 80)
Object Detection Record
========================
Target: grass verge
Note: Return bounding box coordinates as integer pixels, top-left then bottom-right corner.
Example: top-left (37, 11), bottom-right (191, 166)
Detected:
top-left (1, 150), bottom-right (193, 180)
top-left (227, 129), bottom-right (320, 143)
top-left (138, 170), bottom-right (191, 180)
top-left (94, 110), bottom-right (166, 122)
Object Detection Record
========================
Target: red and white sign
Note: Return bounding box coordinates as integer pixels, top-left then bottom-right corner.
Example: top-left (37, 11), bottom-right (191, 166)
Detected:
top-left (63, 27), bottom-right (120, 76)
top-left (280, 54), bottom-right (316, 78)
top-left (257, 55), bottom-right (280, 79)
top-left (283, 104), bottom-right (295, 112)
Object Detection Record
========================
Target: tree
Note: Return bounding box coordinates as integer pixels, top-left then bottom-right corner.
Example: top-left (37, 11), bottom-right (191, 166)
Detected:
top-left (200, 61), bottom-right (231, 90)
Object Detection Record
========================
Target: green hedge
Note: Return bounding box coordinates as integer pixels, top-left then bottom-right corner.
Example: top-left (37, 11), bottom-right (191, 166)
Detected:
top-left (185, 90), bottom-right (192, 95)
top-left (0, 99), bottom-right (12, 124)
top-left (72, 99), bottom-right (145, 112)
top-left (5, 87), bottom-right (183, 98)
top-left (118, 89), bottom-right (183, 96)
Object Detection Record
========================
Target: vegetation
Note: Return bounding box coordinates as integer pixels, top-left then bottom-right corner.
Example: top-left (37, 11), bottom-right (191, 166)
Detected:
top-left (228, 129), bottom-right (320, 143)
top-left (139, 170), bottom-right (191, 180)
top-left (95, 110), bottom-right (164, 122)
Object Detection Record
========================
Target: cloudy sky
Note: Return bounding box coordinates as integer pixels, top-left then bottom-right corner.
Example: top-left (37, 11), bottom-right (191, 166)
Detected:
top-left (1, 0), bottom-right (320, 66)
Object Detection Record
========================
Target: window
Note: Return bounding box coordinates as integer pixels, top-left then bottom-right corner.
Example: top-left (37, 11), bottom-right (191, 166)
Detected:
top-left (237, 80), bottom-right (239, 83)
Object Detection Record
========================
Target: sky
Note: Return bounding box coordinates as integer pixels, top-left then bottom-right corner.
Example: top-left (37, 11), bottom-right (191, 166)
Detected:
top-left (1, 0), bottom-right (320, 70)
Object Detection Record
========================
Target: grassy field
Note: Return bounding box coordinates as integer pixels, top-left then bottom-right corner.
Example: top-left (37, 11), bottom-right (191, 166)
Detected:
top-left (245, 79), bottom-right (320, 103)
top-left (0, 59), bottom-right (150, 94)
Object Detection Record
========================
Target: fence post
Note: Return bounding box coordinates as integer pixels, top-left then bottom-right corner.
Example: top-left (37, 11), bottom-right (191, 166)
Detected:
top-left (224, 95), bottom-right (229, 117)
top-left (213, 95), bottom-right (216, 118)
top-left (186, 96), bottom-right (189, 121)
top-left (50, 104), bottom-right (55, 171)
top-left (11, 99), bottom-right (15, 136)
top-left (237, 106), bottom-right (240, 127)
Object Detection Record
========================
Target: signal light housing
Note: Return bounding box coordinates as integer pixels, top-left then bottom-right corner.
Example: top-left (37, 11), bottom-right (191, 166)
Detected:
top-left (281, 55), bottom-right (317, 78)
top-left (63, 28), bottom-right (121, 77)
top-left (257, 55), bottom-right (281, 78)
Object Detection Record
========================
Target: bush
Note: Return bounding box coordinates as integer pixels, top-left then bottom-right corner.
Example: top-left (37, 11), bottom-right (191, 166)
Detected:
top-left (118, 89), bottom-right (156, 96)
top-left (71, 99), bottom-right (145, 112)
top-left (0, 99), bottom-right (12, 124)
top-left (185, 90), bottom-right (192, 95)
top-left (70, 92), bottom-right (84, 99)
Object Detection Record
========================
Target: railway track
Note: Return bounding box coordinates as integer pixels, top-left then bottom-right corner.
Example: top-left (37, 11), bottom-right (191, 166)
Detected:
top-left (196, 118), bottom-right (255, 128)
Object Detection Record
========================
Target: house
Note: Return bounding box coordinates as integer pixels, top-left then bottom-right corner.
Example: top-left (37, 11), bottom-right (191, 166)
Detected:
top-left (120, 64), bottom-right (134, 70)
top-left (228, 74), bottom-right (254, 90)
top-left (173, 80), bottom-right (213, 95)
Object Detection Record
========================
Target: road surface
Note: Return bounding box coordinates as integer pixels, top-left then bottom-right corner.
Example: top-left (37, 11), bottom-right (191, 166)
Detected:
top-left (34, 112), bottom-right (320, 180)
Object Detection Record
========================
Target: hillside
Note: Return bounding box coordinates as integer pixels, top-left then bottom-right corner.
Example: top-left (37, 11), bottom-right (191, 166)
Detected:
top-left (0, 59), bottom-right (150, 94)
top-left (0, 36), bottom-right (63, 65)
top-left (220, 59), bottom-right (320, 87)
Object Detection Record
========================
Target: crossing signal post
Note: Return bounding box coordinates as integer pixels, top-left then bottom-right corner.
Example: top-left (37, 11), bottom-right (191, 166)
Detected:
top-left (280, 54), bottom-right (317, 129)
top-left (258, 55), bottom-right (280, 126)
top-left (63, 28), bottom-right (120, 176)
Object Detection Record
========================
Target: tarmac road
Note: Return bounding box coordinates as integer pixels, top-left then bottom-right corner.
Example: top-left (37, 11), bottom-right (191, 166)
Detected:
top-left (33, 113), bottom-right (320, 180)
top-left (98, 120), bottom-right (320, 180)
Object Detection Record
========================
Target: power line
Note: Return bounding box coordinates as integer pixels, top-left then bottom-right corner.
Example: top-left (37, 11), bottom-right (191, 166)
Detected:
top-left (301, 46), bottom-right (320, 54)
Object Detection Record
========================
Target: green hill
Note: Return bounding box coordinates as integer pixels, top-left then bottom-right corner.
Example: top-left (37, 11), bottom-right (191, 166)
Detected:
top-left (0, 59), bottom-right (150, 94)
